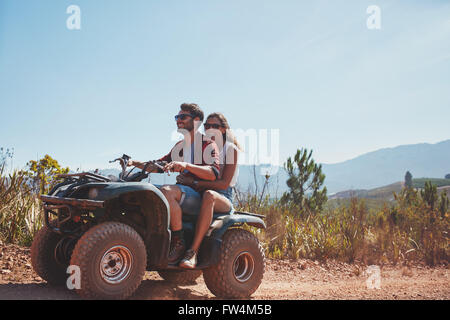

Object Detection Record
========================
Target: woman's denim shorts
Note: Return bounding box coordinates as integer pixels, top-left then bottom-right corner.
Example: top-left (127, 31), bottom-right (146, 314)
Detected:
top-left (215, 187), bottom-right (234, 214)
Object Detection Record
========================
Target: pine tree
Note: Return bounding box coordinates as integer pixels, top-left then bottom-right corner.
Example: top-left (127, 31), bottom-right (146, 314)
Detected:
top-left (404, 171), bottom-right (413, 189)
top-left (281, 148), bottom-right (327, 217)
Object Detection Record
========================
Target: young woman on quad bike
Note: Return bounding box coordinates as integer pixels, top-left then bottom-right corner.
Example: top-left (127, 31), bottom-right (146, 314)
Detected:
top-left (176, 112), bottom-right (241, 269)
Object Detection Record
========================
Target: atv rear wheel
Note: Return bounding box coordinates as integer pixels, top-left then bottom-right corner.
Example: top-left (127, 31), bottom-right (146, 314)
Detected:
top-left (202, 228), bottom-right (265, 298)
top-left (31, 224), bottom-right (68, 285)
top-left (157, 269), bottom-right (202, 285)
top-left (70, 222), bottom-right (147, 299)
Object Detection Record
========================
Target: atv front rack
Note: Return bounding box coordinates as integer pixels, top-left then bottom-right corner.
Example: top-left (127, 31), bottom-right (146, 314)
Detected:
top-left (41, 195), bottom-right (105, 208)
top-left (41, 195), bottom-right (105, 235)
top-left (58, 172), bottom-right (111, 182)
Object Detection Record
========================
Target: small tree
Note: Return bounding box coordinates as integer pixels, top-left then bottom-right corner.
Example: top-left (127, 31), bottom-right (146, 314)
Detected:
top-left (404, 171), bottom-right (413, 189)
top-left (445, 173), bottom-right (450, 179)
top-left (281, 148), bottom-right (327, 217)
top-left (24, 155), bottom-right (69, 194)
top-left (420, 181), bottom-right (438, 211)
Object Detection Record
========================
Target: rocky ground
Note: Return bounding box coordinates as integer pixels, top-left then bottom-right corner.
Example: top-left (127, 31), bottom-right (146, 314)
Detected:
top-left (0, 243), bottom-right (449, 300)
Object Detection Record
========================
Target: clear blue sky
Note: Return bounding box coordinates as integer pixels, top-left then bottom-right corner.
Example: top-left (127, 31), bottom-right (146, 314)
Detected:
top-left (1, 0), bottom-right (449, 171)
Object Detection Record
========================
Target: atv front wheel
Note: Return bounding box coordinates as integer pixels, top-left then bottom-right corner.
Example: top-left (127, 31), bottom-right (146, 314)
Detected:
top-left (70, 222), bottom-right (147, 299)
top-left (31, 224), bottom-right (68, 285)
top-left (202, 228), bottom-right (265, 298)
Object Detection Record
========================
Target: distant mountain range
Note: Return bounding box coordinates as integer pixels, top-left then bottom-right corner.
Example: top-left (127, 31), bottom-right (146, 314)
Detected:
top-left (321, 139), bottom-right (450, 194)
top-left (96, 139), bottom-right (450, 196)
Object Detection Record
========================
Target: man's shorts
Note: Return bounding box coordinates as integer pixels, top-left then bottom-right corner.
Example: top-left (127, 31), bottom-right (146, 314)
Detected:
top-left (177, 184), bottom-right (202, 216)
top-left (155, 184), bottom-right (202, 216)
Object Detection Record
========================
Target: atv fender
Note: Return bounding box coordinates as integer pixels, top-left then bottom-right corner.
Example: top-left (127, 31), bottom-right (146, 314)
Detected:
top-left (209, 214), bottom-right (266, 239)
top-left (192, 214), bottom-right (265, 268)
top-left (83, 182), bottom-right (171, 268)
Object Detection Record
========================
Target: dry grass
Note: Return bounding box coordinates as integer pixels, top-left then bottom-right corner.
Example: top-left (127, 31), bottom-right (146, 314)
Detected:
top-left (0, 165), bottom-right (43, 246)
top-left (240, 189), bottom-right (449, 266)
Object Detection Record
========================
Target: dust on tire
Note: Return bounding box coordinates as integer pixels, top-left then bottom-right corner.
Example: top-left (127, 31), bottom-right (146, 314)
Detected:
top-left (70, 222), bottom-right (147, 300)
top-left (202, 228), bottom-right (265, 298)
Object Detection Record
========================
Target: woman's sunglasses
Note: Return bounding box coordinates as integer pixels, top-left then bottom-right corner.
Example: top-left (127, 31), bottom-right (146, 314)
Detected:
top-left (204, 123), bottom-right (222, 129)
top-left (174, 114), bottom-right (194, 121)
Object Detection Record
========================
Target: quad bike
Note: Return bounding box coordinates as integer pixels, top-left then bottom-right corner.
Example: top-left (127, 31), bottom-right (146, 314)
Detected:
top-left (31, 154), bottom-right (266, 299)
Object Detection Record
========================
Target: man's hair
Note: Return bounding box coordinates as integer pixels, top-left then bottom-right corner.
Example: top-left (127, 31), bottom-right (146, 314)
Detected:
top-left (180, 103), bottom-right (204, 122)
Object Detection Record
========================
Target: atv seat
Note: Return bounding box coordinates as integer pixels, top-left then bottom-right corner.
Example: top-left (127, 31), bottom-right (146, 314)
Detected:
top-left (181, 210), bottom-right (234, 224)
top-left (181, 210), bottom-right (234, 241)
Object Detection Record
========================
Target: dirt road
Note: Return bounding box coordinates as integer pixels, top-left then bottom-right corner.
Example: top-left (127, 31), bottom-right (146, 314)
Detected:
top-left (0, 244), bottom-right (448, 300)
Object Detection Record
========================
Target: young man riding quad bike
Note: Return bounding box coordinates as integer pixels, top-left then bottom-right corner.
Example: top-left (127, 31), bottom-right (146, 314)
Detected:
top-left (31, 103), bottom-right (266, 300)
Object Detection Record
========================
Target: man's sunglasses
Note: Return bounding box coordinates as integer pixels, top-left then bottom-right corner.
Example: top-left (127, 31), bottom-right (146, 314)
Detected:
top-left (174, 114), bottom-right (194, 121)
top-left (204, 123), bottom-right (222, 129)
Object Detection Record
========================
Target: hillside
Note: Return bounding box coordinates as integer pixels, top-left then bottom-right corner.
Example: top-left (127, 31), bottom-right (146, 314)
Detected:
top-left (329, 178), bottom-right (450, 201)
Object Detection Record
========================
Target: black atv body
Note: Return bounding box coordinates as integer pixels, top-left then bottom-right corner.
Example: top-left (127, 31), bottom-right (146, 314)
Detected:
top-left (32, 157), bottom-right (266, 299)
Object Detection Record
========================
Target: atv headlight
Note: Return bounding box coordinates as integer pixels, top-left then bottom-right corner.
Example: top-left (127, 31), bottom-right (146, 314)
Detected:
top-left (88, 188), bottom-right (99, 199)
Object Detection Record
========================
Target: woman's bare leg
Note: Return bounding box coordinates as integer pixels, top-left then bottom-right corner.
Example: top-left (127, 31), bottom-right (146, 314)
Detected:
top-left (190, 190), bottom-right (231, 253)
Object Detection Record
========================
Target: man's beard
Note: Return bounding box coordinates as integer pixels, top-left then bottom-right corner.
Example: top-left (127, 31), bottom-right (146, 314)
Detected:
top-left (178, 119), bottom-right (194, 132)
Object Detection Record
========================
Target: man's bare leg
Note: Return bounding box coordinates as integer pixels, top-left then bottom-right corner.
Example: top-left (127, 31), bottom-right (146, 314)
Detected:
top-left (160, 185), bottom-right (183, 231)
top-left (160, 184), bottom-right (186, 263)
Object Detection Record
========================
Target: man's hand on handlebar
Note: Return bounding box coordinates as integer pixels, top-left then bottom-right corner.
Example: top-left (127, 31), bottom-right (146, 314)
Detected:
top-left (127, 159), bottom-right (166, 174)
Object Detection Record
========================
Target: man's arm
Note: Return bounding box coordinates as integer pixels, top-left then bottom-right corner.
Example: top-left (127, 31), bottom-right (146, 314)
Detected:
top-left (127, 160), bottom-right (160, 173)
top-left (127, 142), bottom-right (176, 173)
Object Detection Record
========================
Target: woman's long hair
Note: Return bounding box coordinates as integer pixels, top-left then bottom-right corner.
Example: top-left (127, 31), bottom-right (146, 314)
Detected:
top-left (206, 112), bottom-right (243, 151)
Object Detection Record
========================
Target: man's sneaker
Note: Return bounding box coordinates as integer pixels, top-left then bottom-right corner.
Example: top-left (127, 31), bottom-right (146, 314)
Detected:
top-left (179, 249), bottom-right (197, 269)
top-left (168, 237), bottom-right (186, 264)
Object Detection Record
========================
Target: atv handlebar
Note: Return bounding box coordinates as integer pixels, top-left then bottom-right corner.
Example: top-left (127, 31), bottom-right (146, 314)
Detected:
top-left (109, 154), bottom-right (131, 177)
top-left (110, 154), bottom-right (167, 182)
